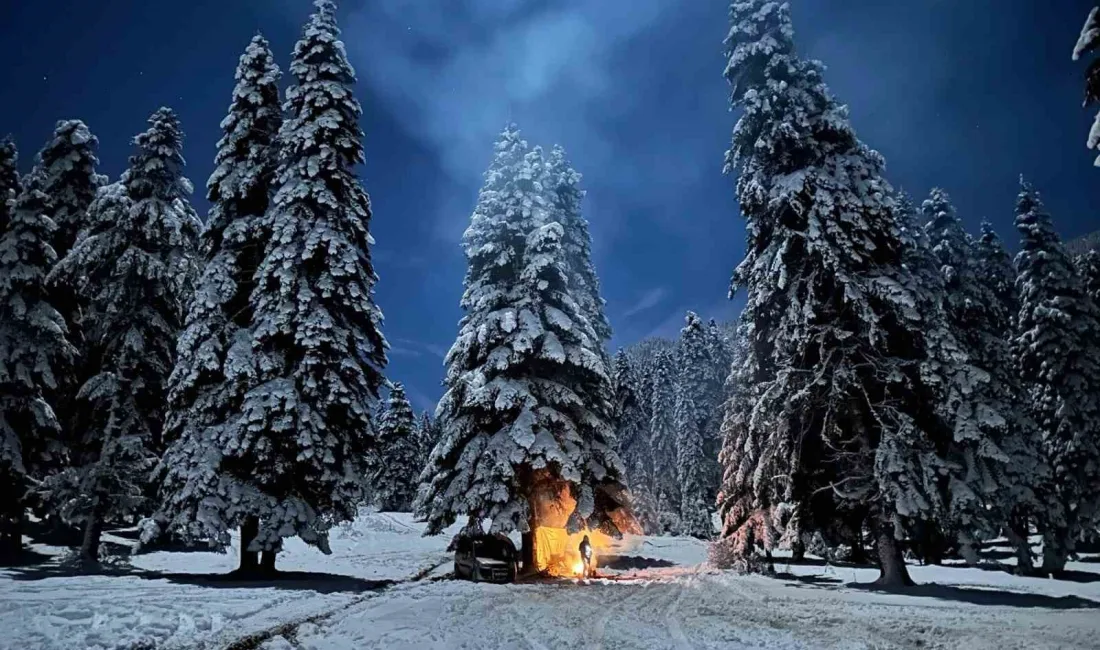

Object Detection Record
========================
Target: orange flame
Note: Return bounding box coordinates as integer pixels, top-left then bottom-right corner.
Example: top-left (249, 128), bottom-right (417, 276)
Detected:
top-left (535, 527), bottom-right (612, 578)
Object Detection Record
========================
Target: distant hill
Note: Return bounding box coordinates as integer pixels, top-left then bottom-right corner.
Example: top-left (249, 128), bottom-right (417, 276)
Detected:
top-left (1068, 230), bottom-right (1100, 255)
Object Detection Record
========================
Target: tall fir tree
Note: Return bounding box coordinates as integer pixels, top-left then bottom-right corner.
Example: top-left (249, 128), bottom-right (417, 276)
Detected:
top-left (32, 120), bottom-right (105, 260)
top-left (611, 349), bottom-right (658, 533)
top-left (0, 140), bottom-right (17, 235)
top-left (0, 140), bottom-right (20, 556)
top-left (674, 313), bottom-right (715, 539)
top-left (415, 410), bottom-right (438, 471)
top-left (416, 127), bottom-right (628, 568)
top-left (1012, 179), bottom-right (1100, 574)
top-left (974, 220), bottom-right (1043, 570)
top-left (44, 107), bottom-right (200, 564)
top-left (0, 156), bottom-right (76, 557)
top-left (716, 0), bottom-right (969, 586)
top-left (1077, 249), bottom-right (1100, 305)
top-left (373, 383), bottom-right (419, 511)
top-left (921, 189), bottom-right (1039, 563)
top-left (1073, 7), bottom-right (1100, 165)
top-left (171, 0), bottom-right (389, 569)
top-left (32, 121), bottom-right (105, 471)
top-left (150, 35), bottom-right (285, 572)
top-left (648, 349), bottom-right (679, 532)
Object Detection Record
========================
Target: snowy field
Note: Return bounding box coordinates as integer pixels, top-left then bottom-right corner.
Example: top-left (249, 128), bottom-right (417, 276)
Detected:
top-left (1, 514), bottom-right (1098, 650)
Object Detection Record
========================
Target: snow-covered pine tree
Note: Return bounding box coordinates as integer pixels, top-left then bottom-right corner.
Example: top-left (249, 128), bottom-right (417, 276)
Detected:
top-left (31, 121), bottom-right (106, 470)
top-left (32, 121), bottom-right (105, 260)
top-left (43, 107), bottom-right (200, 565)
top-left (0, 141), bottom-right (19, 556)
top-left (415, 410), bottom-right (439, 470)
top-left (0, 140), bottom-right (17, 233)
top-left (976, 222), bottom-right (1019, 320)
top-left (149, 35), bottom-right (283, 573)
top-left (1077, 249), bottom-right (1100, 305)
top-left (416, 128), bottom-right (628, 569)
top-left (974, 220), bottom-right (1043, 570)
top-left (0, 154), bottom-right (77, 558)
top-left (199, 0), bottom-right (388, 569)
top-left (920, 189), bottom-right (1039, 564)
top-left (703, 319), bottom-right (733, 471)
top-left (373, 383), bottom-right (419, 511)
top-left (716, 0), bottom-right (966, 586)
top-left (1012, 179), bottom-right (1100, 574)
top-left (611, 349), bottom-right (658, 533)
top-left (545, 145), bottom-right (612, 348)
top-left (674, 313), bottom-right (715, 539)
top-left (648, 348), bottom-right (679, 532)
top-left (1073, 6), bottom-right (1100, 165)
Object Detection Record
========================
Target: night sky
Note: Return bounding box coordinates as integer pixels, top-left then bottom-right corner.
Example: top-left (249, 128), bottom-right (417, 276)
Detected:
top-left (1, 0), bottom-right (1096, 411)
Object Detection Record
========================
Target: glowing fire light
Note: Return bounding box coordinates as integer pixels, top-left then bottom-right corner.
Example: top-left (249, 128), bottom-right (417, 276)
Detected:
top-left (534, 527), bottom-right (610, 578)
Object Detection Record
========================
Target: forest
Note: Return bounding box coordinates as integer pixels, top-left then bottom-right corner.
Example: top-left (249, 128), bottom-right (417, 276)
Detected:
top-left (2, 0), bottom-right (1100, 599)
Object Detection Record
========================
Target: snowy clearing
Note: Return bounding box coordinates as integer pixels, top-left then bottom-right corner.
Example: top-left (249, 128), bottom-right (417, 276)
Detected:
top-left (2, 513), bottom-right (1099, 650)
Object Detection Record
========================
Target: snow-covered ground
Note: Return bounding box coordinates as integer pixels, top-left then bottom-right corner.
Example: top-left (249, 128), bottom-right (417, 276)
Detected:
top-left (2, 514), bottom-right (1099, 649)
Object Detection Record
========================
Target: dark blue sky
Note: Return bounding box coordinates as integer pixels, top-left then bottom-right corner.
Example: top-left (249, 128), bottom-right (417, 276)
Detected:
top-left (1, 0), bottom-right (1096, 411)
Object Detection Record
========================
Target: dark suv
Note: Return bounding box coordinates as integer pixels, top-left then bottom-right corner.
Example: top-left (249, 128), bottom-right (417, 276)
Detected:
top-left (453, 534), bottom-right (519, 583)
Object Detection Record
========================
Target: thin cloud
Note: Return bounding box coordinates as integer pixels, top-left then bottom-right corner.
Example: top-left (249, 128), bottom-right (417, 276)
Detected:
top-left (621, 287), bottom-right (668, 318)
top-left (392, 337), bottom-right (449, 360)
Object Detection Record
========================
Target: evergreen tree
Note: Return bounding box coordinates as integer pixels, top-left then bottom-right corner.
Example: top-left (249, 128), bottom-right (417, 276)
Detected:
top-left (1073, 7), bottom-right (1100, 165)
top-left (921, 189), bottom-right (1039, 563)
top-left (373, 383), bottom-right (419, 511)
top-left (0, 140), bottom-right (17, 235)
top-left (416, 127), bottom-right (628, 569)
top-left (44, 107), bottom-right (200, 564)
top-left (674, 313), bottom-right (715, 539)
top-left (976, 222), bottom-right (1019, 320)
top-left (545, 145), bottom-right (612, 347)
top-left (716, 0), bottom-right (967, 586)
top-left (1077, 249), bottom-right (1100, 305)
top-left (170, 1), bottom-right (389, 570)
top-left (0, 156), bottom-right (76, 558)
top-left (648, 349), bottom-right (679, 532)
top-left (32, 121), bottom-right (106, 475)
top-left (150, 35), bottom-right (284, 573)
top-left (1012, 179), bottom-right (1100, 574)
top-left (32, 120), bottom-right (105, 260)
top-left (612, 349), bottom-right (658, 533)
top-left (975, 220), bottom-right (1043, 570)
top-left (415, 410), bottom-right (439, 470)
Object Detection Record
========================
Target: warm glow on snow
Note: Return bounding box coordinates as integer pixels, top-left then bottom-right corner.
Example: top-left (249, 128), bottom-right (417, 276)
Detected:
top-left (535, 527), bottom-right (612, 577)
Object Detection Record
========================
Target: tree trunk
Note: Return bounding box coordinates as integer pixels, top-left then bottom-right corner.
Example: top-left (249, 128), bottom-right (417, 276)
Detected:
top-left (1041, 528), bottom-right (1069, 576)
top-left (1006, 515), bottom-right (1033, 574)
top-left (790, 536), bottom-right (805, 563)
top-left (872, 516), bottom-right (914, 587)
top-left (521, 531), bottom-right (536, 574)
top-left (79, 506), bottom-right (104, 566)
top-left (0, 518), bottom-right (21, 561)
top-left (848, 513), bottom-right (869, 565)
top-left (260, 550), bottom-right (277, 574)
top-left (238, 516), bottom-right (259, 574)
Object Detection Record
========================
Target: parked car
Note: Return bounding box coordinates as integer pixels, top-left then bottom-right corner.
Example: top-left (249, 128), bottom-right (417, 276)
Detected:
top-left (453, 534), bottom-right (519, 583)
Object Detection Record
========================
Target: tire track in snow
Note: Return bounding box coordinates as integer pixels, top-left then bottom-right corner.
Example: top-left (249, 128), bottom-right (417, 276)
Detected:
top-left (215, 560), bottom-right (447, 650)
top-left (585, 579), bottom-right (654, 650)
top-left (662, 576), bottom-right (692, 649)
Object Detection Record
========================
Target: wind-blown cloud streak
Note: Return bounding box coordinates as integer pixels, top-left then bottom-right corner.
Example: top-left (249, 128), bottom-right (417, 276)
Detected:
top-left (620, 287), bottom-right (668, 318)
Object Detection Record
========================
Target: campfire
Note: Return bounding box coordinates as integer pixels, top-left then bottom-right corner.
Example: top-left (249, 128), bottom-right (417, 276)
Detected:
top-left (527, 476), bottom-right (637, 579)
top-left (535, 526), bottom-right (613, 578)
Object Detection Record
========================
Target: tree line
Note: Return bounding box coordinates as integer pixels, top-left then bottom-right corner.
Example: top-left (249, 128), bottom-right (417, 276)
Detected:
top-left (712, 0), bottom-right (1100, 586)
